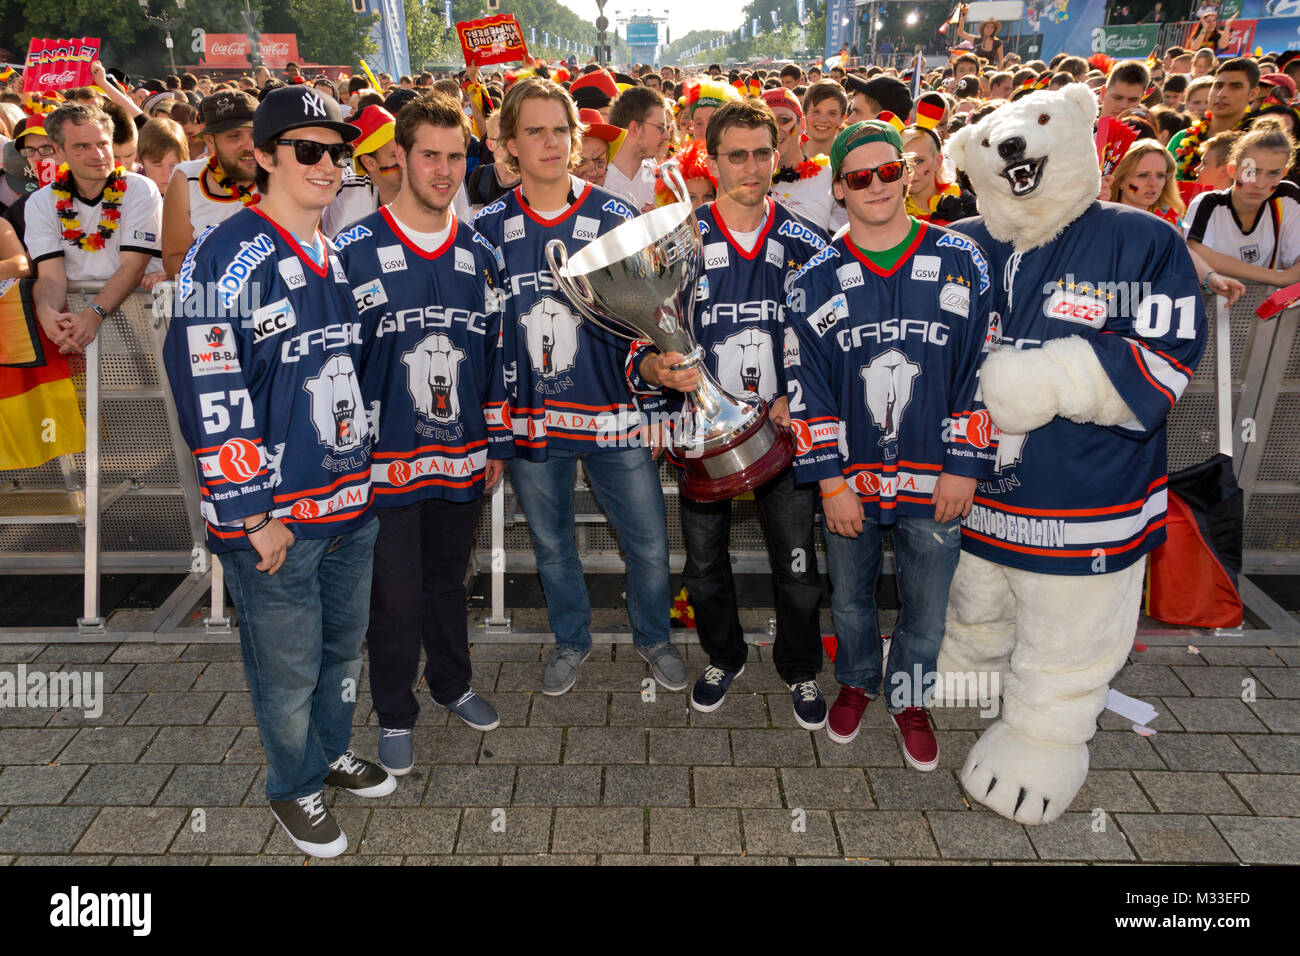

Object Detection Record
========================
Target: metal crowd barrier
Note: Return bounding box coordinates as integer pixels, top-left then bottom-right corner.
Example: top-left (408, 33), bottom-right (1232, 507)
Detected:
top-left (1, 284), bottom-right (1298, 643)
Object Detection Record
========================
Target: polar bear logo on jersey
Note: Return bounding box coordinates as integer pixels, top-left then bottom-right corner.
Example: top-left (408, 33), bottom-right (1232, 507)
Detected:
top-left (403, 332), bottom-right (465, 423)
top-left (713, 329), bottom-right (778, 401)
top-left (304, 353), bottom-right (369, 452)
top-left (861, 348), bottom-right (921, 451)
top-left (520, 296), bottom-right (581, 378)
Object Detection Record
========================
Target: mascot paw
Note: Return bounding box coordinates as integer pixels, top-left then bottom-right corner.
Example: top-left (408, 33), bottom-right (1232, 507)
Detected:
top-left (979, 348), bottom-right (1061, 435)
top-left (959, 720), bottom-right (1088, 825)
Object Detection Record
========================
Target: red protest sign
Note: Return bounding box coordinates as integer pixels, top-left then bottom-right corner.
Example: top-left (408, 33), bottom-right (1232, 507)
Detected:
top-left (22, 37), bottom-right (100, 93)
top-left (456, 15), bottom-right (529, 67)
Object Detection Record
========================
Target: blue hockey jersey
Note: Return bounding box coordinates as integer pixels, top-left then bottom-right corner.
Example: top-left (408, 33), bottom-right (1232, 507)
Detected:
top-left (952, 201), bottom-right (1206, 574)
top-left (784, 220), bottom-right (997, 521)
top-left (336, 206), bottom-right (512, 508)
top-left (625, 199), bottom-right (829, 462)
top-left (162, 206), bottom-right (373, 553)
top-left (472, 176), bottom-right (645, 460)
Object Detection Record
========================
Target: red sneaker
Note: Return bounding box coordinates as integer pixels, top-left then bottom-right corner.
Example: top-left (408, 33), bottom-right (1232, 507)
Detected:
top-left (892, 707), bottom-right (938, 771)
top-left (827, 685), bottom-right (869, 743)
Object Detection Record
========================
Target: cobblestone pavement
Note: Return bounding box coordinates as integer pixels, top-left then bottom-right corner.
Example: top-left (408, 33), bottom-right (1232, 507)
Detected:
top-left (0, 636), bottom-right (1297, 865)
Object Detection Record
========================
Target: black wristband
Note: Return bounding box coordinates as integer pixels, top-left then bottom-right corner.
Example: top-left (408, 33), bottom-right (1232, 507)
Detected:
top-left (243, 514), bottom-right (271, 535)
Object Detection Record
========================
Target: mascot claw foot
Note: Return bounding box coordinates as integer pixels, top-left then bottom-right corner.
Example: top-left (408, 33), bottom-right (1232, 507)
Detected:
top-left (959, 720), bottom-right (1087, 826)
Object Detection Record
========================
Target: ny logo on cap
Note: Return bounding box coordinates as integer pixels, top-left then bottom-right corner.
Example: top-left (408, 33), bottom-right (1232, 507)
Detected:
top-left (302, 91), bottom-right (326, 118)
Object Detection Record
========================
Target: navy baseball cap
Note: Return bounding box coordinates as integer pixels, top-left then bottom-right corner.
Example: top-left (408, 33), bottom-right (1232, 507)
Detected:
top-left (252, 85), bottom-right (360, 144)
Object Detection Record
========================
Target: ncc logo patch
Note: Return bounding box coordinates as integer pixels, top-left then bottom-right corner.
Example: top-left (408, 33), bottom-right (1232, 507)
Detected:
top-left (807, 294), bottom-right (848, 337)
top-left (353, 279), bottom-right (388, 313)
top-left (251, 297), bottom-right (297, 343)
top-left (695, 275), bottom-right (710, 301)
top-left (504, 216), bottom-right (525, 242)
top-left (454, 247), bottom-right (475, 275)
top-left (277, 257), bottom-right (306, 290)
top-left (187, 323), bottom-right (241, 377)
top-left (836, 262), bottom-right (864, 290)
top-left (939, 282), bottom-right (970, 318)
top-left (765, 239), bottom-right (784, 267)
top-left (573, 216), bottom-right (600, 241)
top-left (911, 255), bottom-right (941, 282)
top-left (377, 244), bottom-right (407, 274)
top-left (704, 242), bottom-right (729, 270)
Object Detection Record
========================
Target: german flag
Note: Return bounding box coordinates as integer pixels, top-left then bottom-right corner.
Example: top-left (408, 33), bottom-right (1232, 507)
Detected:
top-left (0, 279), bottom-right (84, 470)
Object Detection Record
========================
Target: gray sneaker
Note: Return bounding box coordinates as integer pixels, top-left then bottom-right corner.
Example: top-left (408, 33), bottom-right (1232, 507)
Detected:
top-left (542, 646), bottom-right (591, 696)
top-left (638, 642), bottom-right (687, 691)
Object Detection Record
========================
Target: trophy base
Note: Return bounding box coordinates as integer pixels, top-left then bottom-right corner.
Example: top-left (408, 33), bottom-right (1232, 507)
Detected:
top-left (678, 402), bottom-right (797, 504)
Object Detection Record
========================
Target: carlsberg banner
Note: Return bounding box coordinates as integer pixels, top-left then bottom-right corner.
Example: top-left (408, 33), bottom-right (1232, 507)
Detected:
top-left (1090, 23), bottom-right (1158, 57)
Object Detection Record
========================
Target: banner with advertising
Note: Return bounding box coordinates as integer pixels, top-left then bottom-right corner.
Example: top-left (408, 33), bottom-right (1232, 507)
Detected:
top-left (1183, 17), bottom-right (1258, 54)
top-left (1252, 14), bottom-right (1300, 50)
top-left (1089, 23), bottom-right (1159, 57)
top-left (22, 37), bottom-right (100, 92)
top-left (201, 33), bottom-right (251, 67)
top-left (1022, 0), bottom-right (1106, 62)
top-left (258, 34), bottom-right (300, 70)
top-left (824, 0), bottom-right (849, 60)
top-left (457, 14), bottom-right (530, 67)
top-left (1239, 0), bottom-right (1300, 18)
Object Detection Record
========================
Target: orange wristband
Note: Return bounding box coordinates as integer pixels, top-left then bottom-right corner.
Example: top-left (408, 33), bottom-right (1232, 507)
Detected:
top-left (819, 482), bottom-right (849, 499)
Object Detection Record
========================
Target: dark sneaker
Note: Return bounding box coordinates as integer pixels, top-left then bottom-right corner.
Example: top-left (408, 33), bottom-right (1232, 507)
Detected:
top-left (377, 727), bottom-right (413, 776)
top-left (892, 706), bottom-right (939, 771)
top-left (637, 642), bottom-right (687, 691)
top-left (270, 791), bottom-right (347, 858)
top-left (446, 689), bottom-right (500, 731)
top-left (542, 646), bottom-right (591, 696)
top-left (789, 680), bottom-right (828, 730)
top-left (325, 749), bottom-right (397, 797)
top-left (690, 664), bottom-right (744, 712)
top-left (827, 685), bottom-right (870, 743)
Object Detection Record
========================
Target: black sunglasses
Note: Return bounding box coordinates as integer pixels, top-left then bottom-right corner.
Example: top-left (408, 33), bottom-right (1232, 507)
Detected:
top-left (839, 160), bottom-right (905, 190)
top-left (276, 138), bottom-right (354, 168)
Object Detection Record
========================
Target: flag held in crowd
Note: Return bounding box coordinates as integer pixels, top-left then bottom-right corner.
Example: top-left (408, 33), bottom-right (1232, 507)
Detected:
top-left (457, 14), bottom-right (530, 67)
top-left (22, 37), bottom-right (100, 93)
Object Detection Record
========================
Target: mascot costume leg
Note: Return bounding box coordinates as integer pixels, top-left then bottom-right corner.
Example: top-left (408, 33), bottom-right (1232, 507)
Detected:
top-left (937, 84), bottom-right (1208, 824)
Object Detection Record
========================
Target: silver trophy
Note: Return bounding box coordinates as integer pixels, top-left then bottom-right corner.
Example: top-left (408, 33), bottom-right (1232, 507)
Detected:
top-left (544, 161), bottom-right (794, 502)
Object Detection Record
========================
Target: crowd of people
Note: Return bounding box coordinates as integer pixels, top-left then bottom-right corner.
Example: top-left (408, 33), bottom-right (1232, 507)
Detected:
top-left (0, 31), bottom-right (1289, 855)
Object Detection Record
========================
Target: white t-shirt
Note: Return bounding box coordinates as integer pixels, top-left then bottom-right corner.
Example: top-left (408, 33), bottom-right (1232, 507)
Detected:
top-left (770, 162), bottom-right (846, 233)
top-left (322, 166), bottom-right (378, 237)
top-left (1184, 182), bottom-right (1300, 271)
top-left (603, 156), bottom-right (657, 210)
top-left (386, 208), bottom-right (453, 252)
top-left (25, 170), bottom-right (162, 281)
top-left (172, 155), bottom-right (255, 241)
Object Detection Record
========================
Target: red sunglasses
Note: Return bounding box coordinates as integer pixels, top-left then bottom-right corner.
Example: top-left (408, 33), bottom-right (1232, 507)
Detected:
top-left (839, 160), bottom-right (905, 190)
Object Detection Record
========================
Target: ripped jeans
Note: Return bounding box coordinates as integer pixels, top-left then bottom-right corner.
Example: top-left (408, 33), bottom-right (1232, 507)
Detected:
top-left (824, 513), bottom-right (962, 710)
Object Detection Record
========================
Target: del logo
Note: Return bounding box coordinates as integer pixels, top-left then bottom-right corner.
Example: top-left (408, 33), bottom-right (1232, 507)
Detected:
top-left (454, 247), bottom-right (475, 275)
top-left (277, 256), bottom-right (306, 289)
top-left (939, 282), bottom-right (970, 318)
top-left (853, 471), bottom-right (880, 495)
top-left (377, 244), bottom-right (407, 274)
top-left (251, 298), bottom-right (296, 343)
top-left (187, 323), bottom-right (241, 377)
top-left (291, 498), bottom-right (319, 520)
top-left (911, 255), bottom-right (941, 282)
top-left (791, 419), bottom-right (813, 455)
top-left (703, 242), bottom-right (729, 270)
top-left (387, 461), bottom-right (411, 486)
top-left (573, 216), bottom-right (600, 241)
top-left (217, 438), bottom-right (261, 483)
top-left (966, 409), bottom-right (994, 448)
top-left (1045, 289), bottom-right (1108, 328)
top-left (353, 279), bottom-right (388, 313)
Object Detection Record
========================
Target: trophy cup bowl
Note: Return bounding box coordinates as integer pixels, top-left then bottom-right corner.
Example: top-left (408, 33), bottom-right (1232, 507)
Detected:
top-left (544, 162), bottom-right (794, 503)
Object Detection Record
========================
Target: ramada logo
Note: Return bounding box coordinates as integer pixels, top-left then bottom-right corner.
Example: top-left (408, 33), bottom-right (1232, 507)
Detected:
top-left (205, 326), bottom-right (226, 347)
top-left (217, 438), bottom-right (260, 483)
top-left (387, 461), bottom-right (411, 486)
top-left (791, 420), bottom-right (812, 455)
top-left (291, 499), bottom-right (319, 519)
top-left (966, 409), bottom-right (994, 449)
top-left (853, 471), bottom-right (880, 495)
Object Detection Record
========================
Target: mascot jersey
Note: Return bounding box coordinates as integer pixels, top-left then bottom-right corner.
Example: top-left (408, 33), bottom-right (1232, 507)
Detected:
top-left (624, 198), bottom-right (830, 460)
top-left (784, 219), bottom-right (997, 520)
top-left (336, 207), bottom-right (512, 508)
top-left (163, 206), bottom-right (373, 554)
top-left (473, 177), bottom-right (642, 461)
top-left (952, 202), bottom-right (1206, 574)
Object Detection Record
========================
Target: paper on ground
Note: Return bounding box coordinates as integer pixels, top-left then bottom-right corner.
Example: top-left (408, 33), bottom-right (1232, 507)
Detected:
top-left (1105, 688), bottom-right (1159, 726)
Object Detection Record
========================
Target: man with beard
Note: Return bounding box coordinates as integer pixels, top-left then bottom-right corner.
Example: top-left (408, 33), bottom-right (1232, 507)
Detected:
top-left (162, 90), bottom-right (259, 274)
top-left (335, 93), bottom-right (513, 774)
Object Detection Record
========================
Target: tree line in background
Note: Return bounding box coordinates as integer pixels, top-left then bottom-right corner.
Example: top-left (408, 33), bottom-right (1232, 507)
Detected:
top-left (661, 0), bottom-right (827, 65)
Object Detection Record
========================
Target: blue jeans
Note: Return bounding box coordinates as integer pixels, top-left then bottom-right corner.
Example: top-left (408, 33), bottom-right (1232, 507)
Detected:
top-left (224, 516), bottom-right (379, 801)
top-left (509, 447), bottom-right (669, 652)
top-left (825, 513), bottom-right (961, 710)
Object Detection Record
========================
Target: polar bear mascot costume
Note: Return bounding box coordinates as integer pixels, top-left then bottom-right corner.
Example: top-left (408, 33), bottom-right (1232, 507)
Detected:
top-left (938, 84), bottom-right (1207, 824)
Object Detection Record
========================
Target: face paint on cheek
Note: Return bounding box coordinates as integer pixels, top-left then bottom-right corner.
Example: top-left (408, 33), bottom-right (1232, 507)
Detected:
top-left (378, 164), bottom-right (401, 175)
top-left (1127, 182), bottom-right (1140, 193)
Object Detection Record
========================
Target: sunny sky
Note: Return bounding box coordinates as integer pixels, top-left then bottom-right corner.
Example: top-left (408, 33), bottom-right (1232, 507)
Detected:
top-left (551, 0), bottom-right (757, 47)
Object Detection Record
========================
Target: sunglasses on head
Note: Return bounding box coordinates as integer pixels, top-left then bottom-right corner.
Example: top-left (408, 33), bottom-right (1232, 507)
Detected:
top-left (839, 160), bottom-right (905, 190)
top-left (276, 138), bottom-right (354, 168)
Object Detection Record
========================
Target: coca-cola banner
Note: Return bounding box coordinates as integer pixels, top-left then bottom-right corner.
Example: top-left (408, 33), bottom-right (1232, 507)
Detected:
top-left (258, 34), bottom-right (299, 70)
top-left (22, 37), bottom-right (100, 92)
top-left (202, 33), bottom-right (250, 67)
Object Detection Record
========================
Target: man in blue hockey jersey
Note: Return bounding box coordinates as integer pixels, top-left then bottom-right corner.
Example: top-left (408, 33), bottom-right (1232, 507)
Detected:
top-left (474, 77), bottom-right (685, 696)
top-left (785, 120), bottom-right (997, 768)
top-left (337, 93), bottom-right (513, 776)
top-left (163, 86), bottom-right (394, 859)
top-left (629, 98), bottom-right (831, 729)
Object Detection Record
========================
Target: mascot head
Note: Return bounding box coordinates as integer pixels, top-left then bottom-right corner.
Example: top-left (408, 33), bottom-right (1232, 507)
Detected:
top-left (948, 84), bottom-right (1100, 254)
